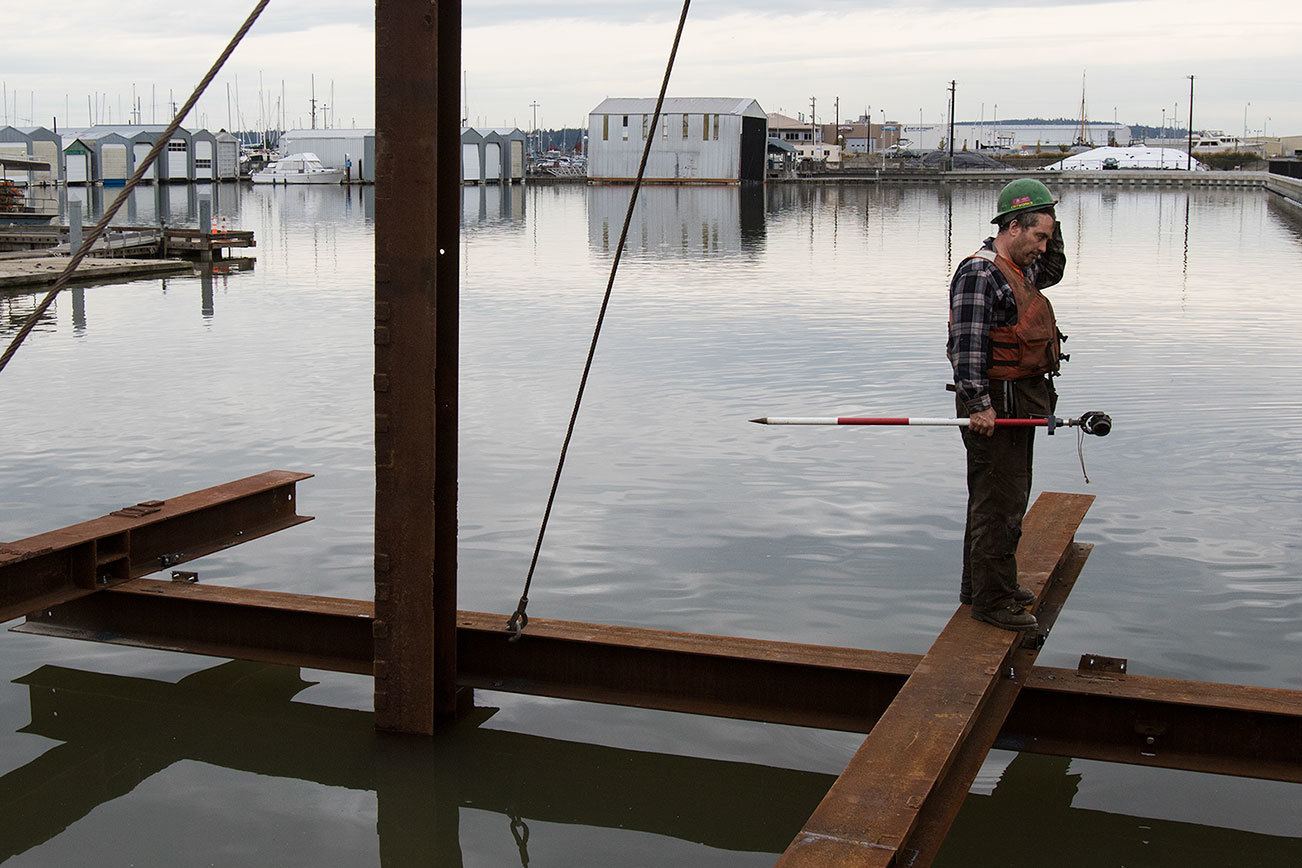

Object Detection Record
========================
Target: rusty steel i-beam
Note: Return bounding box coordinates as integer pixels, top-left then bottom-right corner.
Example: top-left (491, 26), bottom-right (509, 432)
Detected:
top-left (373, 0), bottom-right (462, 733)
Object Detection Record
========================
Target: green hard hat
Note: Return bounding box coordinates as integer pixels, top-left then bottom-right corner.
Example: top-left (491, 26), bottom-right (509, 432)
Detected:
top-left (992, 178), bottom-right (1057, 224)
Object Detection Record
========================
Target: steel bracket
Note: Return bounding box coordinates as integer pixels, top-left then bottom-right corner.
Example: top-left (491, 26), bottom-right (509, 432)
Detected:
top-left (1078, 653), bottom-right (1128, 678)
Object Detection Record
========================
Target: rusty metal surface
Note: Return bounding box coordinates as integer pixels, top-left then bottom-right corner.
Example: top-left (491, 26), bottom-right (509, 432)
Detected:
top-left (372, 0), bottom-right (462, 734)
top-left (19, 578), bottom-right (372, 675)
top-left (1005, 664), bottom-right (1302, 782)
top-left (777, 491), bottom-right (1095, 867)
top-left (0, 470), bottom-right (312, 623)
top-left (1078, 653), bottom-right (1129, 677)
top-left (902, 541), bottom-right (1092, 867)
top-left (14, 574), bottom-right (1300, 784)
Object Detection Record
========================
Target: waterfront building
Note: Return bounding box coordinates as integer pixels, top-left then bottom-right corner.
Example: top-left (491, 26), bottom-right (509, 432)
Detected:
top-left (70, 129), bottom-right (138, 186)
top-left (588, 98), bottom-right (768, 184)
top-left (480, 128), bottom-right (527, 184)
top-left (215, 131), bottom-right (240, 180)
top-left (1254, 135), bottom-right (1302, 159)
top-left (191, 129), bottom-right (218, 181)
top-left (818, 121), bottom-right (902, 154)
top-left (63, 125), bottom-right (193, 183)
top-left (795, 142), bottom-right (842, 165)
top-left (62, 136), bottom-right (98, 185)
top-left (767, 112), bottom-right (817, 144)
top-left (460, 127), bottom-right (486, 184)
top-left (0, 126), bottom-right (62, 185)
top-left (279, 129), bottom-right (376, 183)
top-left (901, 121), bottom-right (1131, 152)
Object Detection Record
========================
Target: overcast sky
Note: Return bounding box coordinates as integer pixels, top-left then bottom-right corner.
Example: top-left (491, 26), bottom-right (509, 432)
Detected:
top-left (4, 1), bottom-right (1299, 137)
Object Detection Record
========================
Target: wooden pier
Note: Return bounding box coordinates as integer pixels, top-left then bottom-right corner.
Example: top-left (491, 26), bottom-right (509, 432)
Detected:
top-left (0, 255), bottom-right (191, 290)
top-left (0, 225), bottom-right (255, 262)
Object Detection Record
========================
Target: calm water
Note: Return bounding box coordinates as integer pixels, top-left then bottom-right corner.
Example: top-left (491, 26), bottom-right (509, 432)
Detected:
top-left (2, 180), bottom-right (1300, 866)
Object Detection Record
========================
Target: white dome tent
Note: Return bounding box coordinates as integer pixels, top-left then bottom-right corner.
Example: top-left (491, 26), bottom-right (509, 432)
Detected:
top-left (1045, 146), bottom-right (1208, 171)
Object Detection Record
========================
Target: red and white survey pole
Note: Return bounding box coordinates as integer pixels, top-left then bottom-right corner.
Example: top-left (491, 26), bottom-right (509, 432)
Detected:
top-left (750, 412), bottom-right (1112, 436)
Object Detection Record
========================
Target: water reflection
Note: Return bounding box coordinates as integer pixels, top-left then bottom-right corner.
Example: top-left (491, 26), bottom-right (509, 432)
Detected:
top-left (56, 181), bottom-right (246, 227)
top-left (463, 184), bottom-right (526, 232)
top-left (587, 185), bottom-right (765, 258)
top-left (0, 291), bottom-right (56, 340)
top-left (3, 660), bottom-right (1297, 866)
top-left (70, 288), bottom-right (86, 334)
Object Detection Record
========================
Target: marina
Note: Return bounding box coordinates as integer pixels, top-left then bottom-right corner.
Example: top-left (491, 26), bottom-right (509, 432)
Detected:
top-left (2, 1), bottom-right (1300, 864)
top-left (2, 176), bottom-right (1300, 865)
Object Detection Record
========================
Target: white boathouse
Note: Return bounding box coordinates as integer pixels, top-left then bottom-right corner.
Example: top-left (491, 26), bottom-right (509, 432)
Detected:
top-left (587, 98), bottom-right (768, 184)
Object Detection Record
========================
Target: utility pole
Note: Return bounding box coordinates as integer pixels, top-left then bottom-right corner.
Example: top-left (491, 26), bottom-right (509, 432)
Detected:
top-left (947, 80), bottom-right (956, 171)
top-left (310, 74), bottom-right (317, 130)
top-left (1242, 101), bottom-right (1250, 151)
top-left (866, 105), bottom-right (871, 153)
top-left (833, 96), bottom-right (839, 146)
top-left (1186, 75), bottom-right (1195, 170)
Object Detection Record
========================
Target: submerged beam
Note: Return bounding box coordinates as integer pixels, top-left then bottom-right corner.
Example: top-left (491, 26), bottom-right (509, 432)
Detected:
top-left (15, 577), bottom-right (1301, 783)
top-left (0, 470), bottom-right (312, 623)
top-left (778, 492), bottom-right (1093, 867)
top-left (5, 662), bottom-right (1299, 864)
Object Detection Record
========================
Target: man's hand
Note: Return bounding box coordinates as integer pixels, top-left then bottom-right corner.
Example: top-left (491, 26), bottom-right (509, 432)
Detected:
top-left (969, 408), bottom-right (996, 437)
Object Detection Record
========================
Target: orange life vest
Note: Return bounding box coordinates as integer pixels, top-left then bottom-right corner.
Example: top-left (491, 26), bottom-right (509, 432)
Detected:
top-left (969, 248), bottom-right (1060, 380)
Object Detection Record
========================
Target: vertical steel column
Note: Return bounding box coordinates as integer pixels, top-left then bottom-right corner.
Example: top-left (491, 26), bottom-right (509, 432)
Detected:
top-left (374, 0), bottom-right (461, 733)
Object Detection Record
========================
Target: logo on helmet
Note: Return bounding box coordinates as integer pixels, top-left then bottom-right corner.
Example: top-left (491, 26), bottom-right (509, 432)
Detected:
top-left (1011, 195), bottom-right (1034, 208)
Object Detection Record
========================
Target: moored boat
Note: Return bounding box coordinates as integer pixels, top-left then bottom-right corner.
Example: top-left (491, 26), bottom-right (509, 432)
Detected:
top-left (251, 153), bottom-right (344, 185)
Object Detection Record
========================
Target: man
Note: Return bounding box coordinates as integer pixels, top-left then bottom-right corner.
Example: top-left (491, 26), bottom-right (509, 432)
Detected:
top-left (948, 178), bottom-right (1066, 631)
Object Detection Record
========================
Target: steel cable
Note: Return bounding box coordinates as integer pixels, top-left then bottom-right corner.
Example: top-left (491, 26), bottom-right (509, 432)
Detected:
top-left (0, 0), bottom-right (272, 379)
top-left (506, 0), bottom-right (693, 639)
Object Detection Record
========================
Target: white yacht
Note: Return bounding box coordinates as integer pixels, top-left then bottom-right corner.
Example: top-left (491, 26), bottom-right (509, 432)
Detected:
top-left (251, 153), bottom-right (344, 185)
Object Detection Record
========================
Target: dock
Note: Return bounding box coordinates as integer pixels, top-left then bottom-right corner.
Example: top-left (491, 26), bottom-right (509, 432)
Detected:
top-left (0, 255), bottom-right (192, 290)
top-left (0, 225), bottom-right (256, 262)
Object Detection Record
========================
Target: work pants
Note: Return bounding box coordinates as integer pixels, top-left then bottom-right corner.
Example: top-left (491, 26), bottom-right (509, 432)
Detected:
top-left (957, 377), bottom-right (1053, 613)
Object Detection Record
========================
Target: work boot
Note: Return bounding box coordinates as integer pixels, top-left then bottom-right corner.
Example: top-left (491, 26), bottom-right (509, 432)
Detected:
top-left (972, 603), bottom-right (1038, 631)
top-left (960, 585), bottom-right (1033, 606)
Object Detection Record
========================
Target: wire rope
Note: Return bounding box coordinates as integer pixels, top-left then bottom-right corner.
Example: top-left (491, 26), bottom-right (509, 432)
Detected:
top-left (506, 0), bottom-right (694, 639)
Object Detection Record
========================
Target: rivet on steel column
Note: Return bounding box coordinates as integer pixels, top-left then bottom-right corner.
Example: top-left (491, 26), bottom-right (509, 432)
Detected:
top-left (374, 0), bottom-right (463, 734)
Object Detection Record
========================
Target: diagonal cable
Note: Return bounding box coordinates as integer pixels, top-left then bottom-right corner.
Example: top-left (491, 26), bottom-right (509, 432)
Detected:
top-left (0, 0), bottom-right (272, 379)
top-left (507, 0), bottom-right (693, 639)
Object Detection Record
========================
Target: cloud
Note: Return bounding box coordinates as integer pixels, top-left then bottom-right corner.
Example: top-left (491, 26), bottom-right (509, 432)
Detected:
top-left (1, 0), bottom-right (1299, 135)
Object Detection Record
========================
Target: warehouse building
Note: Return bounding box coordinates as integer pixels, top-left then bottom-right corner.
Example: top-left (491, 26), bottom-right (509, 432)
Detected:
top-left (588, 98), bottom-right (768, 184)
top-left (279, 129), bottom-right (376, 183)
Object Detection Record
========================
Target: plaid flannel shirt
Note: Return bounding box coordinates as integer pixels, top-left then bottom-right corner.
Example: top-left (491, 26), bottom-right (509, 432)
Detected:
top-left (947, 222), bottom-right (1065, 412)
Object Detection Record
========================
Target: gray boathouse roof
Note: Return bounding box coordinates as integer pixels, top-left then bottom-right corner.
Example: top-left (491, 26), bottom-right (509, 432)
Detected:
top-left (591, 98), bottom-right (766, 118)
